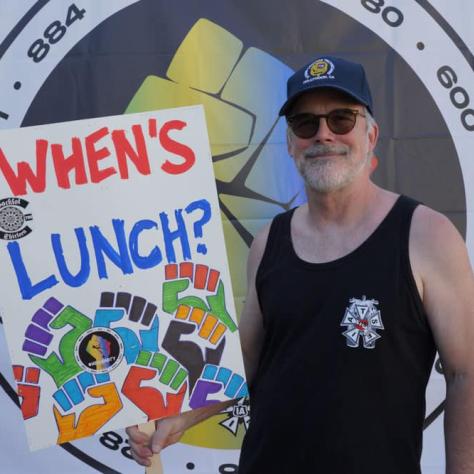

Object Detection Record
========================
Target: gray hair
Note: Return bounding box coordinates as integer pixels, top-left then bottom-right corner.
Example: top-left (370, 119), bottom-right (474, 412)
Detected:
top-left (365, 108), bottom-right (377, 134)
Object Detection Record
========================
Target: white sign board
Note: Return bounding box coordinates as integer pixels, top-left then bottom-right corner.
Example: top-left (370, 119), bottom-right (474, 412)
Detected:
top-left (0, 105), bottom-right (246, 451)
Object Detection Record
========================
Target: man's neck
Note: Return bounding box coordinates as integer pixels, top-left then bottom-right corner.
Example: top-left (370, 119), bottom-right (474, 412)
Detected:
top-left (304, 178), bottom-right (380, 230)
top-left (292, 182), bottom-right (397, 264)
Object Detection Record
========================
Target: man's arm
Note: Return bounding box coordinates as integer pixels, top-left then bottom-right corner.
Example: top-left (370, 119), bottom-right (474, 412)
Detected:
top-left (238, 224), bottom-right (269, 386)
top-left (126, 401), bottom-right (235, 466)
top-left (126, 224), bottom-right (269, 466)
top-left (410, 205), bottom-right (474, 474)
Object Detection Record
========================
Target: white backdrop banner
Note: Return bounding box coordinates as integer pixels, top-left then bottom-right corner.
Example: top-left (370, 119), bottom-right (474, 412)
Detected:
top-left (0, 0), bottom-right (472, 472)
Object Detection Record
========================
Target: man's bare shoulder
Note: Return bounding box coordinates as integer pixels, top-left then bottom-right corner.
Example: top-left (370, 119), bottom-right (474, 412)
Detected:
top-left (409, 203), bottom-right (471, 302)
top-left (409, 204), bottom-right (474, 382)
top-left (410, 204), bottom-right (467, 264)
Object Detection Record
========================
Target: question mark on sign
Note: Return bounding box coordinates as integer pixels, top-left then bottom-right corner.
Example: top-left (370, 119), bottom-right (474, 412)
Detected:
top-left (185, 199), bottom-right (211, 255)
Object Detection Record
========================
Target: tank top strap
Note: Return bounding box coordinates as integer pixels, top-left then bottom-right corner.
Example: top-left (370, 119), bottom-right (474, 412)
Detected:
top-left (258, 208), bottom-right (295, 267)
top-left (354, 194), bottom-right (420, 261)
top-left (380, 194), bottom-right (420, 263)
top-left (393, 195), bottom-right (427, 322)
top-left (394, 195), bottom-right (420, 241)
top-left (255, 209), bottom-right (295, 323)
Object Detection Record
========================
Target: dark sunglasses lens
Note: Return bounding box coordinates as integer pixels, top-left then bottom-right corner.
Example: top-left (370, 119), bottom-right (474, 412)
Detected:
top-left (327, 110), bottom-right (356, 134)
top-left (290, 114), bottom-right (318, 138)
top-left (289, 110), bottom-right (358, 138)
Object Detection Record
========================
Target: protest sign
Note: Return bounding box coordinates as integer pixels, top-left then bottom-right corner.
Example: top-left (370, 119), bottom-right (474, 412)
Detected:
top-left (0, 105), bottom-right (247, 451)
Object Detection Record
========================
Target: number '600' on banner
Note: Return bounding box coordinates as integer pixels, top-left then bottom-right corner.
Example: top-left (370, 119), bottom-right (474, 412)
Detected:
top-left (0, 106), bottom-right (247, 451)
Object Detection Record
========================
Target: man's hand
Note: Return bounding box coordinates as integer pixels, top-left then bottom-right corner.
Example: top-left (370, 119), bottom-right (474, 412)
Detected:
top-left (125, 424), bottom-right (154, 467)
top-left (126, 400), bottom-right (236, 465)
top-left (126, 415), bottom-right (186, 466)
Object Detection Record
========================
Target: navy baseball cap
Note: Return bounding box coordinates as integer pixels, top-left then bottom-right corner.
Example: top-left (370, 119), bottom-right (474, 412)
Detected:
top-left (279, 55), bottom-right (374, 116)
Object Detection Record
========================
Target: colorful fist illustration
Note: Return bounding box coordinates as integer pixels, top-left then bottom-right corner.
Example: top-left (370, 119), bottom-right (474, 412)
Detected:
top-left (26, 300), bottom-right (92, 388)
top-left (161, 262), bottom-right (237, 391)
top-left (97, 292), bottom-right (160, 364)
top-left (52, 372), bottom-right (122, 444)
top-left (13, 365), bottom-right (41, 420)
top-left (121, 350), bottom-right (187, 421)
top-left (189, 364), bottom-right (248, 409)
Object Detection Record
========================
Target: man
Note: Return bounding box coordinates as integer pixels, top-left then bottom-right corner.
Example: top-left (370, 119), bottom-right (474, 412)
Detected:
top-left (127, 56), bottom-right (474, 473)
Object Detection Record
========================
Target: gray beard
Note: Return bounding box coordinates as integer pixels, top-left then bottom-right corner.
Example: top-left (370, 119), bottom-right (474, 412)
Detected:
top-left (296, 143), bottom-right (370, 193)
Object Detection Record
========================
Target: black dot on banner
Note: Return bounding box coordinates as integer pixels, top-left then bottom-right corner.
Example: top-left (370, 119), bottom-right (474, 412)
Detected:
top-left (417, 42), bottom-right (425, 50)
top-left (186, 462), bottom-right (195, 470)
top-left (13, 81), bottom-right (22, 90)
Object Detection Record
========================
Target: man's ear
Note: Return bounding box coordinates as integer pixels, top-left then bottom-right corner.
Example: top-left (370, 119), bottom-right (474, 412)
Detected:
top-left (368, 121), bottom-right (379, 152)
top-left (286, 127), bottom-right (294, 157)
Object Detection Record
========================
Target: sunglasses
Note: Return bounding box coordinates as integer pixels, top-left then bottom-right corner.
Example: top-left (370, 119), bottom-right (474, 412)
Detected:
top-left (287, 108), bottom-right (366, 138)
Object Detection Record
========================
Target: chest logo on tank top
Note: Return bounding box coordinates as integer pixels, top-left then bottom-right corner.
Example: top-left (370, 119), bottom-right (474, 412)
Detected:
top-left (340, 296), bottom-right (384, 349)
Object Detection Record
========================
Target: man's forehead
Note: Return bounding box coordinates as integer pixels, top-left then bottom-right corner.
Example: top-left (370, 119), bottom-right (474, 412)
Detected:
top-left (291, 87), bottom-right (361, 111)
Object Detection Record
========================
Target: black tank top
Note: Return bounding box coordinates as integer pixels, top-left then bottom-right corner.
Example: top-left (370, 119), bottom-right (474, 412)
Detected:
top-left (239, 196), bottom-right (436, 474)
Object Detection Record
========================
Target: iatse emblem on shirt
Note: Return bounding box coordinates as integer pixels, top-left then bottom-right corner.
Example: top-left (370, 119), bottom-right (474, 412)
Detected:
top-left (341, 296), bottom-right (384, 349)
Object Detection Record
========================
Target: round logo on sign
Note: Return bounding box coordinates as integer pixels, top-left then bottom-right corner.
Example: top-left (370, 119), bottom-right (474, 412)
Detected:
top-left (0, 198), bottom-right (33, 240)
top-left (75, 327), bottom-right (124, 374)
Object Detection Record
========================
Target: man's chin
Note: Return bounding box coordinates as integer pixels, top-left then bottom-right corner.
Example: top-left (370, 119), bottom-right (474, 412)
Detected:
top-left (303, 177), bottom-right (347, 193)
top-left (302, 168), bottom-right (363, 193)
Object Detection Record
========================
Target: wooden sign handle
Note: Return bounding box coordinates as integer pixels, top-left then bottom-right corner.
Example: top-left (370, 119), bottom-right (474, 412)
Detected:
top-left (138, 421), bottom-right (164, 474)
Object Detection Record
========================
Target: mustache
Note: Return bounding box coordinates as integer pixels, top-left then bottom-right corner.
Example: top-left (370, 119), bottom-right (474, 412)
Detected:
top-left (303, 144), bottom-right (349, 158)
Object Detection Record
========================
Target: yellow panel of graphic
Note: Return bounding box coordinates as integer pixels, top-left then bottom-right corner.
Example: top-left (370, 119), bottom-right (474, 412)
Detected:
top-left (167, 19), bottom-right (243, 93)
top-left (125, 77), bottom-right (252, 157)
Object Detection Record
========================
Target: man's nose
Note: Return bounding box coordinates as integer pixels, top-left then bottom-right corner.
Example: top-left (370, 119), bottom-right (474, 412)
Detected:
top-left (313, 117), bottom-right (334, 142)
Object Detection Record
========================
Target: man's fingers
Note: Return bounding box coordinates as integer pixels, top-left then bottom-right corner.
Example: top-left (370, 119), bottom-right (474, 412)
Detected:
top-left (151, 421), bottom-right (173, 453)
top-left (129, 443), bottom-right (152, 467)
top-left (128, 418), bottom-right (186, 459)
top-left (128, 437), bottom-right (153, 458)
top-left (126, 424), bottom-right (150, 444)
top-left (151, 417), bottom-right (184, 453)
top-left (126, 424), bottom-right (154, 465)
top-left (130, 449), bottom-right (152, 467)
